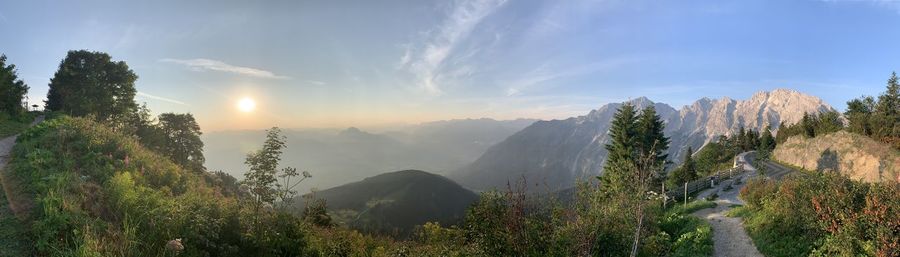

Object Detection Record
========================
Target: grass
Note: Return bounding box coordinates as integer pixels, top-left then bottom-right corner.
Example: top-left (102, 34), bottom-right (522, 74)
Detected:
top-left (724, 205), bottom-right (749, 218)
top-left (0, 185), bottom-right (30, 256)
top-left (661, 200), bottom-right (717, 257)
top-left (669, 200), bottom-right (717, 215)
top-left (0, 119), bottom-right (29, 138)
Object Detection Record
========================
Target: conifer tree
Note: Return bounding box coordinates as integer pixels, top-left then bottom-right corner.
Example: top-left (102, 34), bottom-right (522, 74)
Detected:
top-left (667, 147), bottom-right (697, 186)
top-left (758, 126), bottom-right (775, 159)
top-left (636, 106), bottom-right (670, 169)
top-left (600, 103), bottom-right (638, 193)
top-left (876, 72), bottom-right (900, 117)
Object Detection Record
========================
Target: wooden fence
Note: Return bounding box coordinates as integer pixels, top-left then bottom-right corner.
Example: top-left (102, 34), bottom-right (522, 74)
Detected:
top-left (662, 165), bottom-right (744, 204)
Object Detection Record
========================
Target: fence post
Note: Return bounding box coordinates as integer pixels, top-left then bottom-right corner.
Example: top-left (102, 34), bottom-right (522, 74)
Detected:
top-left (684, 182), bottom-right (688, 205)
top-left (662, 183), bottom-right (666, 209)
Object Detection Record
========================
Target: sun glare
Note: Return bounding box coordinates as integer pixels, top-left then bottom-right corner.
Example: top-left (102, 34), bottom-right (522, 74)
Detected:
top-left (237, 97), bottom-right (256, 112)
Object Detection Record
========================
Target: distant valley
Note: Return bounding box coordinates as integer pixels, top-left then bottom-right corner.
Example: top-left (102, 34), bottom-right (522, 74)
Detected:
top-left (203, 118), bottom-right (535, 193)
top-left (293, 170), bottom-right (478, 237)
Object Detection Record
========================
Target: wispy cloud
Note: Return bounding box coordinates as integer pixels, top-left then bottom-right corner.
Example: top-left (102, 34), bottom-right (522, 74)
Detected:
top-left (503, 57), bottom-right (640, 96)
top-left (399, 0), bottom-right (509, 96)
top-left (306, 80), bottom-right (326, 86)
top-left (137, 91), bottom-right (189, 106)
top-left (160, 58), bottom-right (291, 79)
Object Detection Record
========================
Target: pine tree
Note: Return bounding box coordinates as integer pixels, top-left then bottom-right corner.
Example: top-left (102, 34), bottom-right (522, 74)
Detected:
top-left (636, 106), bottom-right (670, 188)
top-left (801, 113), bottom-right (815, 138)
top-left (600, 103), bottom-right (638, 193)
top-left (667, 147), bottom-right (697, 186)
top-left (876, 72), bottom-right (900, 118)
top-left (636, 106), bottom-right (670, 168)
top-left (758, 126), bottom-right (775, 159)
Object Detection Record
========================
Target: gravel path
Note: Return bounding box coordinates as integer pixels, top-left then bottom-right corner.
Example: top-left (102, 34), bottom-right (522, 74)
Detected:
top-left (691, 152), bottom-right (764, 257)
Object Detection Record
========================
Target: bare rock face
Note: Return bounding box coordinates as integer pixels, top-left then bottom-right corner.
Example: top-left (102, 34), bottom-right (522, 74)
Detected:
top-left (773, 131), bottom-right (900, 183)
top-left (451, 89), bottom-right (836, 191)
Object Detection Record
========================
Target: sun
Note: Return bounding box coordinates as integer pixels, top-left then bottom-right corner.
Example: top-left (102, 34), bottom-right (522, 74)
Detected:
top-left (237, 97), bottom-right (256, 112)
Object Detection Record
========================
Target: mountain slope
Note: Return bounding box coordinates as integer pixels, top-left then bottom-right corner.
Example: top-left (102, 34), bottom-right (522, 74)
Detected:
top-left (452, 89), bottom-right (835, 191)
top-left (203, 118), bottom-right (534, 193)
top-left (773, 131), bottom-right (900, 183)
top-left (300, 170), bottom-right (478, 236)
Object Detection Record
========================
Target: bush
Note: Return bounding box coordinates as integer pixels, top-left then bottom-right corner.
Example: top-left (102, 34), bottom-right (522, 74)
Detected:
top-left (737, 172), bottom-right (900, 257)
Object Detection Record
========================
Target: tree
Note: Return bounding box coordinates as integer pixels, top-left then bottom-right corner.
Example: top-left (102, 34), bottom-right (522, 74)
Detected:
top-left (636, 106), bottom-right (670, 173)
top-left (241, 127), bottom-right (308, 235)
top-left (845, 96), bottom-right (875, 136)
top-left (600, 103), bottom-right (639, 193)
top-left (801, 112), bottom-right (816, 138)
top-left (757, 126), bottom-right (775, 159)
top-left (158, 113), bottom-right (205, 172)
top-left (46, 50), bottom-right (137, 122)
top-left (0, 55), bottom-right (29, 118)
top-left (876, 72), bottom-right (900, 118)
top-left (668, 147), bottom-right (698, 186)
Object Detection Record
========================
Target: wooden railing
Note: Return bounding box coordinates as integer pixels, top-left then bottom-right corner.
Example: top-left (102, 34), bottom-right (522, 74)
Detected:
top-left (662, 165), bottom-right (744, 204)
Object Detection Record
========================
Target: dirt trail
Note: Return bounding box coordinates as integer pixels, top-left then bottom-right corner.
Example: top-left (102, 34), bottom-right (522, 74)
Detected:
top-left (0, 116), bottom-right (42, 256)
top-left (0, 116), bottom-right (44, 220)
top-left (692, 152), bottom-right (764, 257)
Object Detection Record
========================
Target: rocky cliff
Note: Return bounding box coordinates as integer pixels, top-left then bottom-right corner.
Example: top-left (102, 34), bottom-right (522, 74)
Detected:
top-left (773, 131), bottom-right (900, 183)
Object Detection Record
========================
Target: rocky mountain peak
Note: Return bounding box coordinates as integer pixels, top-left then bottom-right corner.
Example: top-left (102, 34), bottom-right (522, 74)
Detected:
top-left (452, 89), bottom-right (836, 191)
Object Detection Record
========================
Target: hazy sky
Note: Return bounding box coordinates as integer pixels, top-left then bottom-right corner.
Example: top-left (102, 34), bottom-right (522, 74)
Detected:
top-left (2, 0), bottom-right (900, 131)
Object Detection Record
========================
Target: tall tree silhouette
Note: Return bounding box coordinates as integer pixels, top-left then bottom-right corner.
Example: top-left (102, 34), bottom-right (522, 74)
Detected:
top-left (600, 103), bottom-right (638, 193)
top-left (158, 113), bottom-right (205, 172)
top-left (46, 50), bottom-right (137, 122)
top-left (0, 55), bottom-right (29, 118)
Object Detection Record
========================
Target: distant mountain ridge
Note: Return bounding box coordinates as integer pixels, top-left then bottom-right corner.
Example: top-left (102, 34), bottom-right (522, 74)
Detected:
top-left (451, 89), bottom-right (835, 191)
top-left (203, 118), bottom-right (535, 193)
top-left (298, 170), bottom-right (478, 237)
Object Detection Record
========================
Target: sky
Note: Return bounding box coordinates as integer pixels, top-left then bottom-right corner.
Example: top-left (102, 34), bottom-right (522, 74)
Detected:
top-left (1, 0), bottom-right (900, 131)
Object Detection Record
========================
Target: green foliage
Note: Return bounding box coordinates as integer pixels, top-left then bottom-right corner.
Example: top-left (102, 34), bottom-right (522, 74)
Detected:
top-left (693, 139), bottom-right (736, 176)
top-left (45, 50), bottom-right (138, 123)
top-left (157, 113), bottom-right (205, 172)
top-left (846, 72), bottom-right (900, 149)
top-left (8, 116), bottom-right (316, 256)
top-left (302, 198), bottom-right (333, 227)
top-left (0, 115), bottom-right (31, 138)
top-left (669, 200), bottom-right (716, 215)
top-left (668, 147), bottom-right (698, 187)
top-left (636, 106), bottom-right (671, 172)
top-left (775, 110), bottom-right (844, 144)
top-left (601, 103), bottom-right (640, 193)
top-left (757, 126), bottom-right (776, 159)
top-left (659, 201), bottom-right (715, 257)
top-left (738, 173), bottom-right (900, 257)
top-left (0, 54), bottom-right (29, 118)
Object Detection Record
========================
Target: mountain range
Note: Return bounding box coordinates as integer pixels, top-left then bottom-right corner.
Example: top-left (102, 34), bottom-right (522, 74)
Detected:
top-left (203, 118), bottom-right (535, 193)
top-left (450, 89), bottom-right (835, 191)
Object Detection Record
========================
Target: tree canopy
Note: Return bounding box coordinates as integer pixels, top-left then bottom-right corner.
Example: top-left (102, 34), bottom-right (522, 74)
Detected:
top-left (46, 50), bottom-right (137, 122)
top-left (158, 113), bottom-right (205, 172)
top-left (0, 54), bottom-right (29, 118)
top-left (600, 104), bottom-right (670, 194)
top-left (667, 147), bottom-right (698, 186)
top-left (845, 72), bottom-right (900, 148)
